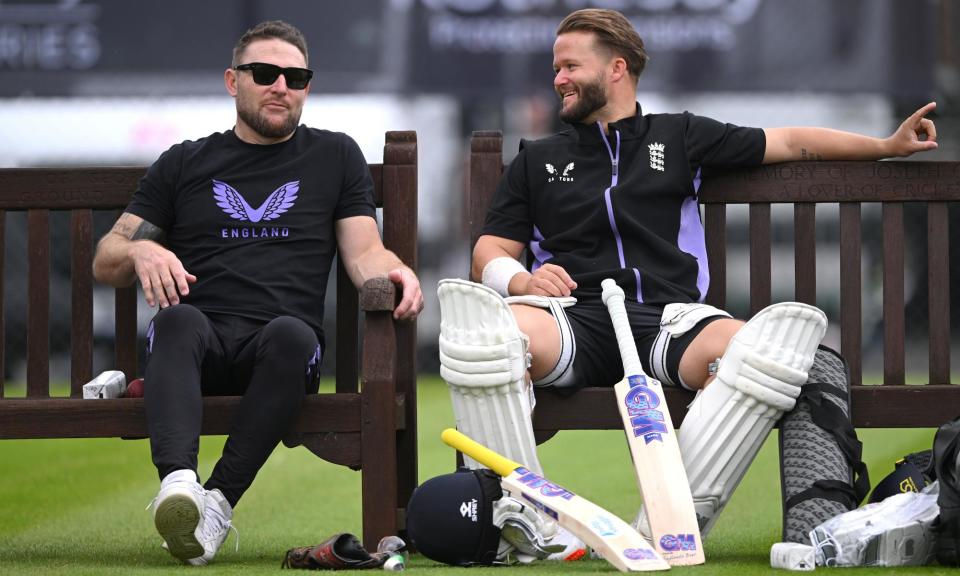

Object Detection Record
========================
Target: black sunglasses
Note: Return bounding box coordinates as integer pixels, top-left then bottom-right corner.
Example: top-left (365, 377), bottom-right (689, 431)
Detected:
top-left (234, 62), bottom-right (313, 90)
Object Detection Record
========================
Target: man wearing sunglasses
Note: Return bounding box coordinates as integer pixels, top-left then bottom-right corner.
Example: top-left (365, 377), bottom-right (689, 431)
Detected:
top-left (93, 20), bottom-right (423, 565)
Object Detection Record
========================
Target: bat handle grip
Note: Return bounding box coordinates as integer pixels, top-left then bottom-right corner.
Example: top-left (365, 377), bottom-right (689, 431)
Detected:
top-left (441, 428), bottom-right (521, 477)
top-left (601, 279), bottom-right (644, 376)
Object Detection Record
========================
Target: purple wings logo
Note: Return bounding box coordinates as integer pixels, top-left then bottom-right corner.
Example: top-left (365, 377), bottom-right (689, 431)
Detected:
top-left (212, 179), bottom-right (299, 223)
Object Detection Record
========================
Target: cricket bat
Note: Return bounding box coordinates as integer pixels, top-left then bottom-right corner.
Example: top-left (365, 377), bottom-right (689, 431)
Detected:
top-left (601, 278), bottom-right (705, 566)
top-left (441, 428), bottom-right (670, 573)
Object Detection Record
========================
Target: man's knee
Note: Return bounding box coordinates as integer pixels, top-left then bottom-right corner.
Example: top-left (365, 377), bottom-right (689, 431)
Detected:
top-left (509, 304), bottom-right (560, 381)
top-left (151, 303), bottom-right (206, 331)
top-left (148, 304), bottom-right (208, 354)
top-left (260, 316), bottom-right (318, 357)
top-left (678, 318), bottom-right (743, 389)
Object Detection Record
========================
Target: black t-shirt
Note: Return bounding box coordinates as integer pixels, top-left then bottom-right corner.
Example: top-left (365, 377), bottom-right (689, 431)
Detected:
top-left (126, 126), bottom-right (376, 340)
top-left (482, 106), bottom-right (765, 305)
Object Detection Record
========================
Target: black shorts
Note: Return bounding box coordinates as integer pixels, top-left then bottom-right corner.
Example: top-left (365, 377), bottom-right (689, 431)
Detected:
top-left (551, 298), bottom-right (723, 393)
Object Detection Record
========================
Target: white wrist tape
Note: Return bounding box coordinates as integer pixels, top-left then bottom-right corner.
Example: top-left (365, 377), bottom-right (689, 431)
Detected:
top-left (481, 257), bottom-right (528, 297)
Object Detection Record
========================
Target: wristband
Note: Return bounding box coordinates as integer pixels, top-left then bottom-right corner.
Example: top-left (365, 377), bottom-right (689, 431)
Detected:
top-left (481, 257), bottom-right (527, 297)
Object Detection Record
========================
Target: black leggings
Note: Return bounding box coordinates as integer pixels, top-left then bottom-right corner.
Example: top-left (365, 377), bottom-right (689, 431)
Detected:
top-left (143, 305), bottom-right (321, 507)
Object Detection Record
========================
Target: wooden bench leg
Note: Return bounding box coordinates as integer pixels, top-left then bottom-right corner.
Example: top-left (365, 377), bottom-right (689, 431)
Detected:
top-left (360, 308), bottom-right (398, 549)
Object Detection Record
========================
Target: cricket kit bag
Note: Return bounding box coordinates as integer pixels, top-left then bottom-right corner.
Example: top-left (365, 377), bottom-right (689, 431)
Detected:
top-left (932, 414), bottom-right (960, 566)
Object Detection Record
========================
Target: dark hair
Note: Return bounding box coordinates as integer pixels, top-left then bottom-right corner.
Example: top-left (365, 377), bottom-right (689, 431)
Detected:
top-left (557, 9), bottom-right (648, 79)
top-left (232, 20), bottom-right (308, 67)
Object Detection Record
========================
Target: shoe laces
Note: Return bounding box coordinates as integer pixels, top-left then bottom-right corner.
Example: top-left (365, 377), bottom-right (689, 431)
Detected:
top-left (200, 500), bottom-right (239, 553)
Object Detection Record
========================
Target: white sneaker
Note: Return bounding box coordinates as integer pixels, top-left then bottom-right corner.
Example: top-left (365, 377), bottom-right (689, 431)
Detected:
top-left (185, 488), bottom-right (236, 566)
top-left (152, 469), bottom-right (205, 561)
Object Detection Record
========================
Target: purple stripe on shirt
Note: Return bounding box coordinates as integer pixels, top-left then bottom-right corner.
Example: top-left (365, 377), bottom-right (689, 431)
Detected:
top-left (604, 187), bottom-right (627, 270)
top-left (529, 225), bottom-right (553, 273)
top-left (600, 125), bottom-right (638, 299)
top-left (679, 167), bottom-right (709, 301)
top-left (599, 124), bottom-right (621, 187)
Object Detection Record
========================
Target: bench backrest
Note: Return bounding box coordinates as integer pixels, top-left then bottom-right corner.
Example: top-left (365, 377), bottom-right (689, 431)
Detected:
top-left (469, 131), bottom-right (960, 428)
top-left (0, 130), bottom-right (418, 399)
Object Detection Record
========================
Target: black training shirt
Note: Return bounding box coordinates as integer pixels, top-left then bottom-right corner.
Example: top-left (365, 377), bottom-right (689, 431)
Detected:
top-left (483, 104), bottom-right (765, 305)
top-left (126, 126), bottom-right (376, 340)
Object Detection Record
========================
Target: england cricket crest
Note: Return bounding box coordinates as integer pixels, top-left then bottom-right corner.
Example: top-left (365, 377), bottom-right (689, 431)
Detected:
top-left (648, 143), bottom-right (665, 172)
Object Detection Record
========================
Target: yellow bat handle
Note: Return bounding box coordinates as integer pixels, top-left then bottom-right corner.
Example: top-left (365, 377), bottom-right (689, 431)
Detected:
top-left (441, 428), bottom-right (522, 477)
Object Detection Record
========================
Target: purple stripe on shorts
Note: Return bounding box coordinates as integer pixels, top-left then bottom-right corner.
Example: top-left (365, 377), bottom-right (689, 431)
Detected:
top-left (633, 268), bottom-right (643, 303)
top-left (146, 320), bottom-right (155, 354)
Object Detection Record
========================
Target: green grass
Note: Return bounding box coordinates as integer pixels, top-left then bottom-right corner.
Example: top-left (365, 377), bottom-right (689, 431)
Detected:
top-left (0, 376), bottom-right (952, 574)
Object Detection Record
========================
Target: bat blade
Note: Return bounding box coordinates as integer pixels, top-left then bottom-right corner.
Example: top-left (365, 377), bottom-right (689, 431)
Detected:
top-left (615, 376), bottom-right (704, 565)
top-left (441, 428), bottom-right (670, 573)
top-left (603, 279), bottom-right (704, 566)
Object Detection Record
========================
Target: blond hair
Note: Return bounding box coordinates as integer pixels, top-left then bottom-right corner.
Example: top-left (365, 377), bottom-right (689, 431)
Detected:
top-left (557, 9), bottom-right (647, 79)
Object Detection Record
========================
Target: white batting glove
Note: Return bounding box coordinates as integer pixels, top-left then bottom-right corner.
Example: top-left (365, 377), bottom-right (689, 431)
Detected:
top-left (492, 496), bottom-right (564, 563)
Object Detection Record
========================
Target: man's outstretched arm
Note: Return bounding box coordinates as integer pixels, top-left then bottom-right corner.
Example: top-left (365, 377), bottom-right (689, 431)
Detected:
top-left (335, 215), bottom-right (423, 320)
top-left (763, 101), bottom-right (938, 164)
top-left (93, 212), bottom-right (196, 308)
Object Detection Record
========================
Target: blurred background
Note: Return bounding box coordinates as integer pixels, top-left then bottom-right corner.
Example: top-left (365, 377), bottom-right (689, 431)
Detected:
top-left (1, 0), bottom-right (957, 381)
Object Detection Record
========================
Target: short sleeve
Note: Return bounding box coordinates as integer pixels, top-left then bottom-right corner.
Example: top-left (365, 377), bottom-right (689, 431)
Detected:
top-left (334, 135), bottom-right (376, 221)
top-left (125, 145), bottom-right (183, 231)
top-left (480, 146), bottom-right (533, 243)
top-left (683, 112), bottom-right (766, 169)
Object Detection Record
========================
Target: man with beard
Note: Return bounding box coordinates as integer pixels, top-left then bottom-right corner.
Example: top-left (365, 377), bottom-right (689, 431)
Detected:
top-left (93, 20), bottom-right (423, 565)
top-left (435, 8), bottom-right (937, 561)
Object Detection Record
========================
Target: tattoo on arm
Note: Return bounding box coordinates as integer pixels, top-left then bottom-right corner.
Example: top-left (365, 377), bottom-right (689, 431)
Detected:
top-left (110, 213), bottom-right (166, 242)
top-left (800, 148), bottom-right (823, 161)
top-left (131, 221), bottom-right (165, 241)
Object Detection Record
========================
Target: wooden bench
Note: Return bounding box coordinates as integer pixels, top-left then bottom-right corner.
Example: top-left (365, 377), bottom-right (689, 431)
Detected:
top-left (468, 130), bottom-right (960, 439)
top-left (0, 130), bottom-right (419, 549)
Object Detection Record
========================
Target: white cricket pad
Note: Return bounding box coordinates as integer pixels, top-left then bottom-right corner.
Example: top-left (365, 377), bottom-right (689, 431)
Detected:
top-left (676, 302), bottom-right (827, 537)
top-left (438, 279), bottom-right (543, 474)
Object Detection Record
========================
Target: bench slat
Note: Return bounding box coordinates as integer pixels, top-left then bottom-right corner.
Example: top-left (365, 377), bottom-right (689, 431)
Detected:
top-left (839, 203), bottom-right (863, 386)
top-left (0, 210), bottom-right (4, 397)
top-left (928, 202), bottom-right (951, 382)
top-left (0, 168), bottom-right (143, 209)
top-left (0, 394), bottom-right (366, 438)
top-left (71, 209), bottom-right (94, 397)
top-left (749, 203), bottom-right (772, 314)
top-left (794, 203), bottom-right (817, 305)
top-left (382, 131), bottom-right (421, 505)
top-left (468, 132), bottom-right (504, 249)
top-left (882, 203), bottom-right (906, 384)
top-left (700, 162), bottom-right (960, 203)
top-left (704, 204), bottom-right (726, 307)
top-left (336, 259), bottom-right (360, 394)
top-left (115, 285), bottom-right (138, 381)
top-left (532, 385), bottom-right (960, 430)
top-left (27, 209), bottom-right (50, 397)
